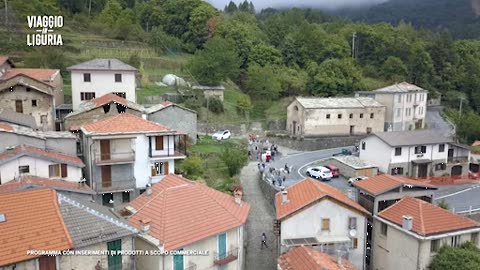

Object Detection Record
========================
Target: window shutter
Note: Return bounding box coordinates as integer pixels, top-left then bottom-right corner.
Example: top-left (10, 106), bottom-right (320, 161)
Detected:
top-left (155, 136), bottom-right (164, 150)
top-left (61, 164), bottom-right (67, 178)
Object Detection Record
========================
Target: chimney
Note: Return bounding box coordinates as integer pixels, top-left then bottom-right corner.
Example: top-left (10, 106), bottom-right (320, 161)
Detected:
top-left (281, 190), bottom-right (288, 205)
top-left (336, 250), bottom-right (343, 268)
top-left (142, 113), bottom-right (147, 120)
top-left (402, 215), bottom-right (413, 231)
top-left (0, 213), bottom-right (5, 223)
top-left (234, 189), bottom-right (243, 205)
top-left (108, 59), bottom-right (111, 69)
top-left (146, 184), bottom-right (152, 196)
top-left (140, 218), bottom-right (151, 233)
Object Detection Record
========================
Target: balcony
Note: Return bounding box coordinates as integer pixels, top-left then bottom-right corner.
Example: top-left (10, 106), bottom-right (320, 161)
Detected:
top-left (149, 150), bottom-right (186, 160)
top-left (95, 151), bottom-right (135, 165)
top-left (447, 156), bottom-right (469, 163)
top-left (95, 178), bottom-right (136, 193)
top-left (213, 246), bottom-right (238, 266)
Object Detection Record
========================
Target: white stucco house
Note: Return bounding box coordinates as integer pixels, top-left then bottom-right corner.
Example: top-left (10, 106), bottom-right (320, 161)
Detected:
top-left (275, 178), bottom-right (369, 270)
top-left (372, 196), bottom-right (480, 270)
top-left (126, 174), bottom-right (250, 270)
top-left (359, 130), bottom-right (471, 178)
top-left (80, 113), bottom-right (187, 207)
top-left (0, 145), bottom-right (84, 184)
top-left (356, 82), bottom-right (428, 132)
top-left (67, 58), bottom-right (137, 110)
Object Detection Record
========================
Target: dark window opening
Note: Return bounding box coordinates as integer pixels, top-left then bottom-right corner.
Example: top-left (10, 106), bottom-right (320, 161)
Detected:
top-left (83, 73), bottom-right (91, 82)
top-left (370, 113), bottom-right (374, 119)
top-left (115, 74), bottom-right (122, 82)
top-left (361, 141), bottom-right (366, 150)
top-left (80, 92), bottom-right (95, 101)
top-left (338, 114), bottom-right (342, 119)
top-left (26, 87), bottom-right (31, 92)
top-left (116, 103), bottom-right (126, 113)
top-left (360, 113), bottom-right (364, 118)
top-left (435, 163), bottom-right (446, 171)
top-left (391, 167), bottom-right (404, 175)
top-left (395, 147), bottom-right (402, 156)
top-left (114, 92), bottom-right (126, 98)
top-left (103, 104), bottom-right (111, 113)
top-left (439, 144), bottom-right (445, 153)
top-left (19, 165), bottom-right (30, 174)
top-left (31, 100), bottom-right (37, 107)
top-left (326, 114), bottom-right (330, 119)
top-left (349, 113), bottom-right (353, 119)
top-left (122, 192), bottom-right (130, 203)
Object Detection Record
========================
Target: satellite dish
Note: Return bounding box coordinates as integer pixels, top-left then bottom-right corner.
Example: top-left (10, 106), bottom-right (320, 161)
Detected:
top-left (349, 229), bottom-right (357, 237)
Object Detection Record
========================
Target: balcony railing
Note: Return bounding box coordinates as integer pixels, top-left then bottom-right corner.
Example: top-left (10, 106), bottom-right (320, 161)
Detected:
top-left (358, 195), bottom-right (374, 214)
top-left (150, 150), bottom-right (186, 159)
top-left (447, 156), bottom-right (469, 163)
top-left (95, 151), bottom-right (135, 165)
top-left (95, 178), bottom-right (136, 193)
top-left (213, 246), bottom-right (238, 266)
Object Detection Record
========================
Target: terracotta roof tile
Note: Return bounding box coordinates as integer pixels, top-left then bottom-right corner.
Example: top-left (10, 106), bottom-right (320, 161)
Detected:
top-left (378, 197), bottom-right (480, 236)
top-left (0, 123), bottom-right (13, 131)
top-left (0, 189), bottom-right (74, 266)
top-left (128, 174), bottom-right (250, 250)
top-left (276, 178), bottom-right (369, 220)
top-left (66, 93), bottom-right (144, 119)
top-left (278, 246), bottom-right (357, 270)
top-left (92, 93), bottom-right (128, 107)
top-left (0, 145), bottom-right (84, 167)
top-left (0, 176), bottom-right (94, 195)
top-left (1, 68), bottom-right (59, 87)
top-left (81, 113), bottom-right (174, 135)
top-left (353, 174), bottom-right (436, 196)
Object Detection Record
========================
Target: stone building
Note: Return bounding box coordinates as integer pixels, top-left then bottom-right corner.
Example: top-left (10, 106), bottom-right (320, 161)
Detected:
top-left (287, 97), bottom-right (385, 136)
top-left (356, 82), bottom-right (428, 131)
top-left (192, 85), bottom-right (225, 101)
top-left (146, 101), bottom-right (198, 144)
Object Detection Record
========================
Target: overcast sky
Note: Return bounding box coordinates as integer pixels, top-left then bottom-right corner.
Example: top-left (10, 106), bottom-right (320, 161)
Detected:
top-left (206, 0), bottom-right (388, 11)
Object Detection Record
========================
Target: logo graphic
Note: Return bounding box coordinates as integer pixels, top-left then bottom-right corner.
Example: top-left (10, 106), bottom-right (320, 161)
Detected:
top-left (26, 16), bottom-right (63, 46)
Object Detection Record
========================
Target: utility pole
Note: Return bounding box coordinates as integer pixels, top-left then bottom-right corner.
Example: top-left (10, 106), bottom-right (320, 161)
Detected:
top-left (352, 32), bottom-right (356, 60)
top-left (88, 0), bottom-right (92, 16)
top-left (459, 97), bottom-right (464, 118)
top-left (4, 0), bottom-right (8, 26)
top-left (206, 97), bottom-right (209, 136)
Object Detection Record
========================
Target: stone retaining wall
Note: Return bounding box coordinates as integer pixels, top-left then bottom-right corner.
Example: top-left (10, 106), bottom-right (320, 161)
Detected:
top-left (266, 134), bottom-right (366, 151)
top-left (258, 173), bottom-right (281, 210)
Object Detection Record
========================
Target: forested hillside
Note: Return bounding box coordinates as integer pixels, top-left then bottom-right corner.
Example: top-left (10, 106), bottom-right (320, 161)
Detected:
top-left (2, 0), bottom-right (480, 142)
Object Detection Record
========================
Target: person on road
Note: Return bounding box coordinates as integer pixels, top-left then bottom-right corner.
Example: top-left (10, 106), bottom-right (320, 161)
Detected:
top-left (284, 163), bottom-right (290, 174)
top-left (261, 233), bottom-right (268, 249)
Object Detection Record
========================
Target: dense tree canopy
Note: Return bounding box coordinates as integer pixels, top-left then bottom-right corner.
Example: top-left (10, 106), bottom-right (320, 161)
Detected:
top-left (430, 242), bottom-right (480, 270)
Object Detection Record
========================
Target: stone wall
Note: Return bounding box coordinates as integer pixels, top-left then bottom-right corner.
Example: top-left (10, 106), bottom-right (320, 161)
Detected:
top-left (148, 105), bottom-right (197, 144)
top-left (266, 134), bottom-right (366, 151)
top-left (258, 173), bottom-right (281, 210)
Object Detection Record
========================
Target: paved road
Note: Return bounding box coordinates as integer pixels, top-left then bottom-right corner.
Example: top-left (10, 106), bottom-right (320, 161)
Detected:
top-left (240, 162), bottom-right (277, 270)
top-left (425, 106), bottom-right (455, 136)
top-left (434, 184), bottom-right (480, 213)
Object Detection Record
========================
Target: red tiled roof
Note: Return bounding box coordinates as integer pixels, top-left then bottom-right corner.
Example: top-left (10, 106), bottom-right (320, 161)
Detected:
top-left (92, 93), bottom-right (128, 107)
top-left (278, 246), bottom-right (357, 270)
top-left (0, 56), bottom-right (10, 66)
top-left (276, 178), bottom-right (369, 220)
top-left (0, 189), bottom-right (74, 266)
top-left (1, 68), bottom-right (59, 87)
top-left (0, 145), bottom-right (84, 167)
top-left (353, 174), bottom-right (436, 195)
top-left (81, 113), bottom-right (173, 135)
top-left (0, 176), bottom-right (93, 195)
top-left (0, 123), bottom-right (13, 131)
top-left (378, 197), bottom-right (480, 236)
top-left (128, 174), bottom-right (250, 250)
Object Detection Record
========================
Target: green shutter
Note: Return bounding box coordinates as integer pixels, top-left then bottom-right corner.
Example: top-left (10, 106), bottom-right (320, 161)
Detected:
top-left (173, 248), bottom-right (184, 270)
top-left (107, 239), bottom-right (122, 270)
top-left (218, 233), bottom-right (227, 259)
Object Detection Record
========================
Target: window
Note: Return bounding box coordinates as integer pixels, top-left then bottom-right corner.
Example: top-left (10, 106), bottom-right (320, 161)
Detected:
top-left (472, 232), bottom-right (479, 245)
top-left (19, 165), bottom-right (29, 174)
top-left (349, 113), bottom-right (353, 119)
top-left (415, 146), bottom-right (427, 154)
top-left (395, 147), bottom-right (402, 156)
top-left (360, 113), bottom-right (364, 118)
top-left (115, 73), bottom-right (122, 82)
top-left (80, 92), bottom-right (95, 101)
top-left (435, 163), bottom-right (446, 171)
top-left (31, 100), bottom-right (37, 107)
top-left (114, 92), bottom-right (126, 98)
top-left (348, 217), bottom-right (357, 230)
top-left (83, 73), bottom-right (91, 82)
top-left (218, 233), bottom-right (227, 260)
top-left (321, 218), bottom-right (330, 231)
top-left (396, 108), bottom-right (402, 117)
top-left (431, 239), bottom-right (440, 253)
top-left (439, 144), bottom-right (445, 152)
top-left (26, 87), bottom-right (31, 92)
top-left (361, 141), bottom-right (366, 150)
top-left (173, 248), bottom-right (184, 270)
top-left (122, 192), bottom-right (130, 203)
top-left (61, 164), bottom-right (67, 178)
top-left (49, 164), bottom-right (60, 177)
top-left (451, 235), bottom-right (461, 247)
top-left (391, 167), bottom-right (404, 175)
top-left (381, 223), bottom-right (388, 236)
top-left (338, 114), bottom-right (342, 119)
top-left (155, 136), bottom-right (164, 150)
top-left (294, 106), bottom-right (298, 111)
top-left (107, 239), bottom-right (122, 269)
top-left (351, 238), bottom-right (358, 249)
top-left (397, 95), bottom-right (402, 103)
top-left (151, 162), bottom-right (163, 176)
top-left (370, 113), bottom-right (374, 119)
top-left (366, 127), bottom-right (372, 134)
top-left (326, 114), bottom-right (331, 119)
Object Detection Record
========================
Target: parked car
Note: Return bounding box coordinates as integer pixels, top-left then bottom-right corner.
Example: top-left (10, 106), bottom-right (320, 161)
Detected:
top-left (333, 148), bottom-right (353, 156)
top-left (348, 176), bottom-right (368, 186)
top-left (325, 164), bottom-right (340, 178)
top-left (306, 166), bottom-right (333, 181)
top-left (212, 130), bottom-right (231, 140)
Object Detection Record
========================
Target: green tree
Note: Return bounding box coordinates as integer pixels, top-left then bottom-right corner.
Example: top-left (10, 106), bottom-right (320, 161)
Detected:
top-left (99, 0), bottom-right (122, 27)
top-left (245, 64), bottom-right (282, 100)
top-left (186, 3), bottom-right (219, 50)
top-left (430, 242), bottom-right (480, 270)
top-left (381, 56), bottom-right (408, 81)
top-left (307, 59), bottom-right (365, 96)
top-left (408, 42), bottom-right (434, 87)
top-left (224, 1), bottom-right (238, 14)
top-left (188, 37), bottom-right (241, 85)
top-left (221, 147), bottom-right (247, 177)
top-left (236, 95), bottom-right (253, 115)
top-left (249, 44), bottom-right (283, 66)
top-left (149, 26), bottom-right (183, 53)
top-left (438, 200), bottom-right (449, 210)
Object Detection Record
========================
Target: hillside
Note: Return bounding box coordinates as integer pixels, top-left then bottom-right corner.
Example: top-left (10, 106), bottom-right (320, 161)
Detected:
top-left (336, 0), bottom-right (480, 39)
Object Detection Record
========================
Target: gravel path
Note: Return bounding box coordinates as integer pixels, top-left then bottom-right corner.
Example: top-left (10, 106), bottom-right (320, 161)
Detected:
top-left (240, 161), bottom-right (277, 270)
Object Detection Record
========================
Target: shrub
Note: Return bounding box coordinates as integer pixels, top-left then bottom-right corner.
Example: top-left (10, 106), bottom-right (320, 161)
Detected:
top-left (220, 147), bottom-right (247, 177)
top-left (180, 156), bottom-right (204, 179)
top-left (206, 98), bottom-right (224, 113)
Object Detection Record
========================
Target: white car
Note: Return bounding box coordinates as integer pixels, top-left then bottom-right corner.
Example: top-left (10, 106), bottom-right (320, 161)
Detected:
top-left (348, 176), bottom-right (368, 186)
top-left (306, 166), bottom-right (333, 181)
top-left (212, 130), bottom-right (231, 140)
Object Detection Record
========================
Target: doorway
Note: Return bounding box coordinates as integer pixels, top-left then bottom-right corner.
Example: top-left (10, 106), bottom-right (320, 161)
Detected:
top-left (15, 100), bottom-right (23, 113)
top-left (418, 164), bottom-right (428, 178)
top-left (100, 140), bottom-right (111, 160)
top-left (292, 121), bottom-right (297, 135)
top-left (451, 165), bottom-right (463, 176)
top-left (101, 165), bottom-right (112, 188)
top-left (350, 125), bottom-right (355, 135)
